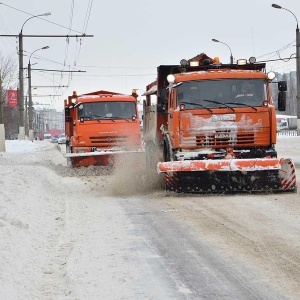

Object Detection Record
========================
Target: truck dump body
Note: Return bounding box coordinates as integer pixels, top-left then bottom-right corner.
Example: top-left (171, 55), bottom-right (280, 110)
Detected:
top-left (143, 53), bottom-right (297, 193)
top-left (65, 90), bottom-right (143, 167)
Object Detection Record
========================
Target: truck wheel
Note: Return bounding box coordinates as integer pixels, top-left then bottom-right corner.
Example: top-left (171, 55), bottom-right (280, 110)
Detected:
top-left (66, 145), bottom-right (73, 167)
top-left (146, 142), bottom-right (157, 169)
top-left (163, 135), bottom-right (173, 162)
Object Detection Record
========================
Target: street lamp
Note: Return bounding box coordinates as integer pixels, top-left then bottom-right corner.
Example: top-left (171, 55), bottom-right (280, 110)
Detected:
top-left (272, 3), bottom-right (300, 131)
top-left (212, 38), bottom-right (234, 64)
top-left (28, 46), bottom-right (50, 141)
top-left (18, 12), bottom-right (51, 139)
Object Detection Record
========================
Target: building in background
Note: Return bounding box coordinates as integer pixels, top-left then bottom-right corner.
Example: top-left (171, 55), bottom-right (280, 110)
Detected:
top-left (1, 72), bottom-right (297, 140)
top-left (34, 108), bottom-right (64, 139)
top-left (2, 89), bottom-right (65, 139)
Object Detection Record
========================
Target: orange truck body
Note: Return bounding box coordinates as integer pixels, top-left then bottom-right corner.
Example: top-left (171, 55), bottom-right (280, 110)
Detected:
top-left (64, 90), bottom-right (143, 167)
top-left (143, 53), bottom-right (297, 193)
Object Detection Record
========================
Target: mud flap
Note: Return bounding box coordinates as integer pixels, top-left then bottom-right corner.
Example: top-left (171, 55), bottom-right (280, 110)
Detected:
top-left (160, 158), bottom-right (297, 194)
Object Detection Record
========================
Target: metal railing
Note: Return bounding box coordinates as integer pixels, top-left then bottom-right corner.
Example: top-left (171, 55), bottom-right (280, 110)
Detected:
top-left (277, 130), bottom-right (300, 136)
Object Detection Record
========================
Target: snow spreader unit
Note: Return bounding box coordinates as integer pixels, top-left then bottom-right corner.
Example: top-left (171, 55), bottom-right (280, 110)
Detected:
top-left (64, 90), bottom-right (143, 167)
top-left (142, 53), bottom-right (297, 193)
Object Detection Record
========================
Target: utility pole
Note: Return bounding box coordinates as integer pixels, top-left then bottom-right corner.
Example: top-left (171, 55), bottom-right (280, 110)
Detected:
top-left (0, 74), bottom-right (3, 124)
top-left (28, 69), bottom-right (85, 139)
top-left (297, 26), bottom-right (300, 131)
top-left (17, 13), bottom-right (51, 140)
top-left (28, 46), bottom-right (49, 141)
top-left (18, 31), bottom-right (24, 138)
top-left (272, 4), bottom-right (300, 132)
top-left (0, 32), bottom-right (93, 139)
top-left (0, 73), bottom-right (5, 152)
top-left (24, 96), bottom-right (28, 136)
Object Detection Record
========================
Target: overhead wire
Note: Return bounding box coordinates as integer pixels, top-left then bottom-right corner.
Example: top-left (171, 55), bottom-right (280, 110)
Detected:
top-left (62, 0), bottom-right (94, 94)
top-left (0, 15), bottom-right (16, 51)
top-left (0, 2), bottom-right (85, 34)
top-left (59, 0), bottom-right (76, 94)
top-left (256, 40), bottom-right (297, 74)
top-left (257, 41), bottom-right (295, 59)
top-left (63, 0), bottom-right (75, 67)
top-left (74, 0), bottom-right (94, 67)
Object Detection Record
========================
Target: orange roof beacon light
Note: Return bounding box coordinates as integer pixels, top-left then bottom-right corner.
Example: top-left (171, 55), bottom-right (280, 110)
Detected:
top-left (131, 89), bottom-right (138, 99)
top-left (212, 38), bottom-right (233, 64)
top-left (213, 57), bottom-right (221, 65)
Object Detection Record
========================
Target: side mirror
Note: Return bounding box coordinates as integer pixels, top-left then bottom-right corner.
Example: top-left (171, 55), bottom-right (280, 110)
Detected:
top-left (65, 116), bottom-right (73, 123)
top-left (157, 103), bottom-right (167, 112)
top-left (65, 107), bottom-right (70, 117)
top-left (278, 91), bottom-right (286, 111)
top-left (278, 81), bottom-right (287, 92)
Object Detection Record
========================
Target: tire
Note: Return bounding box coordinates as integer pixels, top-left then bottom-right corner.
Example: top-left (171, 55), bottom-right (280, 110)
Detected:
top-left (66, 145), bottom-right (73, 167)
top-left (163, 134), bottom-right (173, 162)
top-left (145, 141), bottom-right (159, 170)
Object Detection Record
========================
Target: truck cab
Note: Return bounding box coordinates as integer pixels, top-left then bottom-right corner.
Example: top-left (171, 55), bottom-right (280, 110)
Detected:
top-left (64, 90), bottom-right (143, 167)
top-left (143, 54), bottom-right (296, 193)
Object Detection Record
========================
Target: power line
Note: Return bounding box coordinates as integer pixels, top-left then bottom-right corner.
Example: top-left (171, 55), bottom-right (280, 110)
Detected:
top-left (75, 65), bottom-right (155, 69)
top-left (82, 0), bottom-right (93, 33)
top-left (71, 73), bottom-right (155, 77)
top-left (0, 2), bottom-right (85, 34)
top-left (257, 41), bottom-right (295, 59)
top-left (74, 0), bottom-right (94, 67)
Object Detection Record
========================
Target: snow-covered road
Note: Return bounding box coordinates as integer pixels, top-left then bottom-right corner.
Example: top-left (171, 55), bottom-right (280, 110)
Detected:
top-left (0, 137), bottom-right (299, 299)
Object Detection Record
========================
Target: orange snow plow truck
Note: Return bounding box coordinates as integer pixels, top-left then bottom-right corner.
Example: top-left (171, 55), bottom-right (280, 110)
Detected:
top-left (143, 53), bottom-right (297, 193)
top-left (64, 89), bottom-right (143, 167)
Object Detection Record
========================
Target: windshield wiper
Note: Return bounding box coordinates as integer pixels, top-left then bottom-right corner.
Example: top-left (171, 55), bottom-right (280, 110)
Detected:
top-left (112, 116), bottom-right (130, 122)
top-left (225, 102), bottom-right (257, 111)
top-left (94, 115), bottom-right (116, 122)
top-left (203, 99), bottom-right (235, 112)
top-left (180, 101), bottom-right (213, 112)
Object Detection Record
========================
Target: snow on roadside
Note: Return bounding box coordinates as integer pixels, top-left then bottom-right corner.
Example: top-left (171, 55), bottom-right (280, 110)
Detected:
top-left (276, 136), bottom-right (300, 165)
top-left (4, 140), bottom-right (53, 153)
top-left (0, 136), bottom-right (299, 299)
top-left (0, 140), bottom-right (93, 299)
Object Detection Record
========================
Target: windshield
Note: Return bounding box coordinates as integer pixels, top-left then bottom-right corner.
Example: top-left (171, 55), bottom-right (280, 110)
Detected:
top-left (78, 101), bottom-right (137, 120)
top-left (176, 79), bottom-right (267, 109)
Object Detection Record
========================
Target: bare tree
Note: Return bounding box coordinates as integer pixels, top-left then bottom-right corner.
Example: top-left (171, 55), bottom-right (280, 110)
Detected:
top-left (0, 52), bottom-right (19, 138)
top-left (0, 52), bottom-right (18, 92)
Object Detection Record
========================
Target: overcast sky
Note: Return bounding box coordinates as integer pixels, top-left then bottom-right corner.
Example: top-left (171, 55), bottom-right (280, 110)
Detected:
top-left (0, 0), bottom-right (299, 111)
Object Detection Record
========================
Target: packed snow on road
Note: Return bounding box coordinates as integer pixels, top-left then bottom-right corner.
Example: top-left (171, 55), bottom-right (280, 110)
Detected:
top-left (0, 136), bottom-right (300, 299)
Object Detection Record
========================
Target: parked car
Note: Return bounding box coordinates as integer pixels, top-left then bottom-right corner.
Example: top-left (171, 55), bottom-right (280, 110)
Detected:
top-left (57, 136), bottom-right (66, 144)
top-left (50, 136), bottom-right (59, 143)
top-left (43, 133), bottom-right (52, 140)
top-left (277, 119), bottom-right (289, 132)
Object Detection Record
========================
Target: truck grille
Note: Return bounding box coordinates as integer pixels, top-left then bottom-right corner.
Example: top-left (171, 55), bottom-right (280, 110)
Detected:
top-left (90, 135), bottom-right (129, 148)
top-left (181, 131), bottom-right (255, 148)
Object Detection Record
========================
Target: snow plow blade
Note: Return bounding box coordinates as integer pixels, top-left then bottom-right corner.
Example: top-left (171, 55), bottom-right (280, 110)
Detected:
top-left (157, 158), bottom-right (297, 194)
top-left (65, 150), bottom-right (145, 168)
